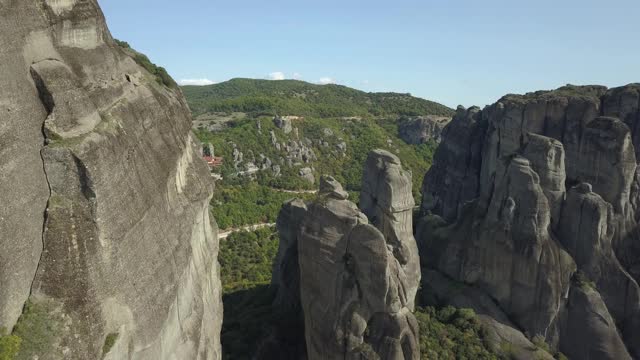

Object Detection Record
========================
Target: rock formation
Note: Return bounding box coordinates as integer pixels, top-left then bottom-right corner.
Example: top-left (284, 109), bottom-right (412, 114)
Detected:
top-left (274, 115), bottom-right (293, 134)
top-left (271, 151), bottom-right (421, 360)
top-left (0, 1), bottom-right (221, 359)
top-left (397, 115), bottom-right (451, 144)
top-left (418, 84), bottom-right (640, 360)
top-left (299, 167), bottom-right (315, 184)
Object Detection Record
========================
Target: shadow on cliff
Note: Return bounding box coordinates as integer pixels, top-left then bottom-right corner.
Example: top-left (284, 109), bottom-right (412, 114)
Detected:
top-left (221, 285), bottom-right (306, 360)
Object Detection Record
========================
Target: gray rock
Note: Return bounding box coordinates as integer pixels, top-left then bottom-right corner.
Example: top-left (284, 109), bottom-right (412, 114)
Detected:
top-left (319, 175), bottom-right (349, 200)
top-left (299, 167), bottom-right (315, 184)
top-left (360, 150), bottom-right (421, 298)
top-left (558, 185), bottom-right (640, 356)
top-left (559, 284), bottom-right (632, 360)
top-left (273, 150), bottom-right (421, 359)
top-left (398, 115), bottom-right (452, 144)
top-left (421, 106), bottom-right (485, 222)
top-left (274, 115), bottom-right (293, 134)
top-left (273, 199), bottom-right (308, 311)
top-left (418, 85), bottom-right (640, 358)
top-left (522, 133), bottom-right (566, 227)
top-left (0, 1), bottom-right (221, 359)
top-left (573, 117), bottom-right (636, 214)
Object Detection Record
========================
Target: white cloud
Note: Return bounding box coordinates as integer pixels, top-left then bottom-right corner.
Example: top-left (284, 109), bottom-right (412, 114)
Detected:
top-left (292, 72), bottom-right (303, 80)
top-left (318, 77), bottom-right (336, 85)
top-left (268, 71), bottom-right (286, 80)
top-left (178, 78), bottom-right (216, 86)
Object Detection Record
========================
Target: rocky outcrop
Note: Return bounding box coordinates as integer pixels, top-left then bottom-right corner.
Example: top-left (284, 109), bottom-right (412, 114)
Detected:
top-left (299, 167), bottom-right (315, 184)
top-left (418, 84), bottom-right (640, 359)
top-left (421, 106), bottom-right (486, 222)
top-left (559, 282), bottom-right (632, 360)
top-left (274, 115), bottom-right (293, 134)
top-left (397, 115), bottom-right (451, 144)
top-left (0, 1), bottom-right (221, 359)
top-left (272, 151), bottom-right (421, 360)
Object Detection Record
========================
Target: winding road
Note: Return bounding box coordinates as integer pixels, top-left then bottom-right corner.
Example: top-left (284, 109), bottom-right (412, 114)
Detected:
top-left (218, 222), bottom-right (276, 240)
top-left (217, 187), bottom-right (317, 240)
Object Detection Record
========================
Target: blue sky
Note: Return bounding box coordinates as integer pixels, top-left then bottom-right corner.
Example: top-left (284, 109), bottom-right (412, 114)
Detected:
top-left (100, 0), bottom-right (639, 108)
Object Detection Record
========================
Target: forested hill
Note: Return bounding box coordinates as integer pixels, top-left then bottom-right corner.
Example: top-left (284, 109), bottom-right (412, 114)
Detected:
top-left (181, 78), bottom-right (454, 118)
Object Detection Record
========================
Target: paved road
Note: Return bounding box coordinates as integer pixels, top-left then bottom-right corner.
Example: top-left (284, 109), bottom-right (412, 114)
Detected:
top-left (218, 223), bottom-right (276, 240)
top-left (269, 187), bottom-right (318, 194)
top-left (217, 188), bottom-right (316, 240)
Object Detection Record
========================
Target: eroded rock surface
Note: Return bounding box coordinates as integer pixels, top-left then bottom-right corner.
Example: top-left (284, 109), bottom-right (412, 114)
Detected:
top-left (0, 1), bottom-right (221, 359)
top-left (397, 115), bottom-right (451, 144)
top-left (272, 152), bottom-right (421, 360)
top-left (418, 84), bottom-right (640, 359)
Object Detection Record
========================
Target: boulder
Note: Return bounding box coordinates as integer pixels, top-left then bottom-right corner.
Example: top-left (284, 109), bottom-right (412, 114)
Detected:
top-left (299, 167), bottom-right (315, 184)
top-left (274, 115), bottom-right (293, 134)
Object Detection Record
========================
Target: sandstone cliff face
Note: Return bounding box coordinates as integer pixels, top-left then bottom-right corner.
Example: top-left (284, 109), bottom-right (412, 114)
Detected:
top-left (272, 151), bottom-right (421, 360)
top-left (418, 84), bottom-right (640, 360)
top-left (0, 1), bottom-right (221, 359)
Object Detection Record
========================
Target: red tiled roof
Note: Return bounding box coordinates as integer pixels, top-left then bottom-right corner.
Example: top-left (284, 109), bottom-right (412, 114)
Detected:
top-left (203, 156), bottom-right (223, 167)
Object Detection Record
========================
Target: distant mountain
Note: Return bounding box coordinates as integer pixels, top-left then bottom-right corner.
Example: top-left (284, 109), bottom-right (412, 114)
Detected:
top-left (182, 78), bottom-right (453, 118)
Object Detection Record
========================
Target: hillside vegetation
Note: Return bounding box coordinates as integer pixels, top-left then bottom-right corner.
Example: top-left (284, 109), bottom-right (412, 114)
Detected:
top-left (189, 80), bottom-right (451, 230)
top-left (187, 79), bottom-right (500, 359)
top-left (196, 115), bottom-right (437, 213)
top-left (182, 78), bottom-right (453, 118)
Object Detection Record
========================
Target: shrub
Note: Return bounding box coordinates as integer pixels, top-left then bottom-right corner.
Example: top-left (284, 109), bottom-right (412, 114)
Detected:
top-left (415, 306), bottom-right (498, 359)
top-left (574, 271), bottom-right (597, 291)
top-left (532, 335), bottom-right (550, 352)
top-left (113, 38), bottom-right (178, 89)
top-left (13, 300), bottom-right (61, 360)
top-left (0, 328), bottom-right (21, 360)
top-left (219, 227), bottom-right (279, 293)
top-left (114, 39), bottom-right (130, 49)
top-left (102, 333), bottom-right (119, 358)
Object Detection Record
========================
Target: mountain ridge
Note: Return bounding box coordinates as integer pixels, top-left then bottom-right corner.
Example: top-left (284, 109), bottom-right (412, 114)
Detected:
top-left (182, 78), bottom-right (454, 118)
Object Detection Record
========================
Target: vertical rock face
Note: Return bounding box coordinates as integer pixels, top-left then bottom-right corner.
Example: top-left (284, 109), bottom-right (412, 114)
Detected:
top-left (272, 151), bottom-right (421, 360)
top-left (0, 1), bottom-right (221, 359)
top-left (397, 115), bottom-right (451, 145)
top-left (418, 84), bottom-right (640, 360)
top-left (421, 106), bottom-right (486, 222)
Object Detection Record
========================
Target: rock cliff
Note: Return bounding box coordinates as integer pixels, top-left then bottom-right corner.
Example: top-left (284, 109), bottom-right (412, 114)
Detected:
top-left (0, 1), bottom-right (221, 359)
top-left (271, 151), bottom-right (421, 360)
top-left (397, 115), bottom-right (451, 145)
top-left (418, 84), bottom-right (640, 359)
